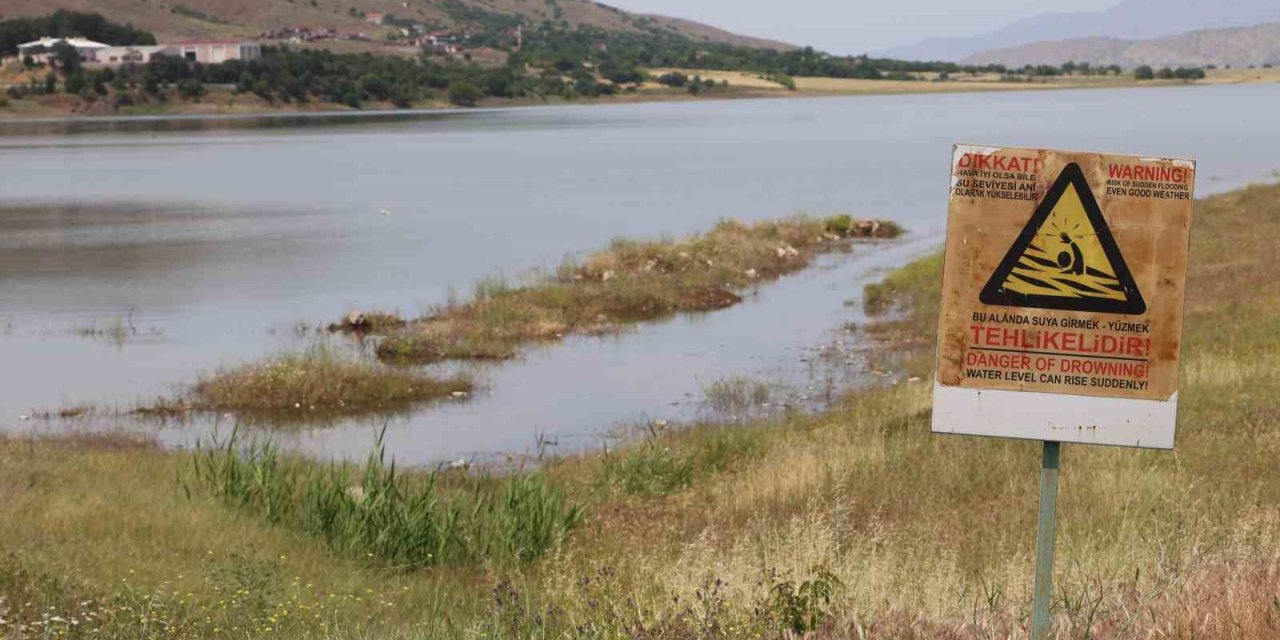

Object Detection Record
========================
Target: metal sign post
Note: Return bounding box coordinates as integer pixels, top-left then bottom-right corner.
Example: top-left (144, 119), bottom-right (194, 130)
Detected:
top-left (1030, 440), bottom-right (1060, 640)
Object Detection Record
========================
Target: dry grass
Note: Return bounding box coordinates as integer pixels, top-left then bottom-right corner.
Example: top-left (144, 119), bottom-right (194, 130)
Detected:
top-left (372, 215), bottom-right (901, 363)
top-left (2, 183), bottom-right (1280, 639)
top-left (645, 68), bottom-right (785, 90)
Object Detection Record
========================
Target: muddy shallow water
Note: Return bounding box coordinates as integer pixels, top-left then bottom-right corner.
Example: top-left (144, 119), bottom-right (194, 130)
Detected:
top-left (2, 84), bottom-right (1278, 464)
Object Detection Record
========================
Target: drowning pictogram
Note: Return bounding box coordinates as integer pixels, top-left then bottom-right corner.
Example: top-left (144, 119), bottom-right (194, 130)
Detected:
top-left (979, 163), bottom-right (1146, 315)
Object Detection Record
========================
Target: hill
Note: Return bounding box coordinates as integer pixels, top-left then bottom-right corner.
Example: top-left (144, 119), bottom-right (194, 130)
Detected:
top-left (878, 0), bottom-right (1280, 61)
top-left (963, 22), bottom-right (1280, 68)
top-left (0, 0), bottom-right (792, 51)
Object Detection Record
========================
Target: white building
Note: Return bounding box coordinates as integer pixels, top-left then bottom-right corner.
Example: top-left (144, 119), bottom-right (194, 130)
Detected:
top-left (94, 45), bottom-right (180, 67)
top-left (174, 39), bottom-right (262, 64)
top-left (16, 37), bottom-right (110, 63)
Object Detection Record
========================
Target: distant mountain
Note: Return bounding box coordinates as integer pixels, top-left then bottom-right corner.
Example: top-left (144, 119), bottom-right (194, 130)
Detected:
top-left (963, 22), bottom-right (1280, 68)
top-left (878, 0), bottom-right (1280, 62)
top-left (0, 0), bottom-right (792, 51)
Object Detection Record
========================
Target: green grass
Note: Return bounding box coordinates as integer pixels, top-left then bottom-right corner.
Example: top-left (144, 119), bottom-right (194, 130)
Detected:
top-left (178, 345), bottom-right (473, 420)
top-left (187, 430), bottom-right (583, 568)
top-left (360, 215), bottom-right (901, 363)
top-left (3, 183), bottom-right (1280, 638)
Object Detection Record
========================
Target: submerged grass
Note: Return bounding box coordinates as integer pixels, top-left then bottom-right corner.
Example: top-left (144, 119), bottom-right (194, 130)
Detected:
top-left (703, 375), bottom-right (774, 415)
top-left (146, 344), bottom-right (473, 420)
top-left (366, 215), bottom-right (901, 363)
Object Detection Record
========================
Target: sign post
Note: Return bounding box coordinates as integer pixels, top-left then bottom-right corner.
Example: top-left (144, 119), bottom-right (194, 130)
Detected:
top-left (933, 145), bottom-right (1195, 638)
top-left (1030, 440), bottom-right (1059, 640)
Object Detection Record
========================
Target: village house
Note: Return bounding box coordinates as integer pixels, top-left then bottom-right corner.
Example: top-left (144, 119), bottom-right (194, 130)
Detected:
top-left (94, 45), bottom-right (180, 66)
top-left (174, 39), bottom-right (263, 64)
top-left (364, 12), bottom-right (386, 25)
top-left (16, 37), bottom-right (109, 64)
top-left (424, 32), bottom-right (463, 54)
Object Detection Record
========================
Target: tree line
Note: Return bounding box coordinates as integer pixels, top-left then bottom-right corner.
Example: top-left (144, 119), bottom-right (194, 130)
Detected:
top-left (1, 11), bottom-right (1210, 112)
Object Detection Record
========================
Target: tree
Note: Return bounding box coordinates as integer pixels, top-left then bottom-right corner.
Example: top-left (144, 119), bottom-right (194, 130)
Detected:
top-left (448, 80), bottom-right (483, 106)
top-left (43, 72), bottom-right (56, 94)
top-left (1134, 65), bottom-right (1154, 80)
top-left (389, 85), bottom-right (418, 108)
top-left (656, 71), bottom-right (687, 87)
top-left (1173, 66), bottom-right (1205, 81)
top-left (51, 41), bottom-right (81, 73)
top-left (601, 64), bottom-right (646, 84)
top-left (1156, 67), bottom-right (1175, 79)
top-left (360, 73), bottom-right (389, 101)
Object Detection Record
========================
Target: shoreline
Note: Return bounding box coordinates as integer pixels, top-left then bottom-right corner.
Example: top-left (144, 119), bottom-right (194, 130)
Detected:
top-left (87, 215), bottom-right (902, 430)
top-left (3, 67), bottom-right (1276, 124)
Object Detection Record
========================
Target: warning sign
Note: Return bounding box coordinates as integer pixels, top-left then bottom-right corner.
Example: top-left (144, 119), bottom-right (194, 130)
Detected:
top-left (932, 145), bottom-right (1194, 449)
top-left (979, 163), bottom-right (1145, 315)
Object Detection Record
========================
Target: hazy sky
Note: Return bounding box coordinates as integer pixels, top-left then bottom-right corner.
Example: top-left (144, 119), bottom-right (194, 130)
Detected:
top-left (604, 0), bottom-right (1120, 54)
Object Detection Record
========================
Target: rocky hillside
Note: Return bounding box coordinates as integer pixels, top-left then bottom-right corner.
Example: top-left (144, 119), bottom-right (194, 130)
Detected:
top-left (880, 0), bottom-right (1280, 62)
top-left (963, 22), bottom-right (1280, 68)
top-left (0, 0), bottom-right (791, 50)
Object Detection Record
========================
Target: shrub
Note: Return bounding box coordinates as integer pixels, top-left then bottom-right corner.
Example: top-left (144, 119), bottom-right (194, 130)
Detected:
top-left (177, 78), bottom-right (206, 100)
top-left (64, 73), bottom-right (87, 95)
top-left (657, 71), bottom-right (687, 87)
top-left (824, 214), bottom-right (853, 236)
top-left (770, 73), bottom-right (797, 90)
top-left (763, 566), bottom-right (844, 634)
top-left (448, 80), bottom-right (483, 106)
top-left (602, 65), bottom-right (646, 84)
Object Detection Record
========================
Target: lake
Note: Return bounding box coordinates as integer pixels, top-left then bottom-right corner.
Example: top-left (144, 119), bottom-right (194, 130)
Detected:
top-left (2, 84), bottom-right (1277, 464)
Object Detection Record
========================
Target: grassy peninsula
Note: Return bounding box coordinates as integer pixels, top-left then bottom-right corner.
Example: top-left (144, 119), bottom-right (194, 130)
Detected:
top-left (179, 346), bottom-right (473, 419)
top-left (3, 182), bottom-right (1280, 638)
top-left (131, 214), bottom-right (896, 423)
top-left (351, 215), bottom-right (900, 364)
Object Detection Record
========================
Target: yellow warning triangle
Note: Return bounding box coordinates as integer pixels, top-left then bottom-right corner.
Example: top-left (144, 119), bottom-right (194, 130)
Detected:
top-left (980, 163), bottom-right (1145, 315)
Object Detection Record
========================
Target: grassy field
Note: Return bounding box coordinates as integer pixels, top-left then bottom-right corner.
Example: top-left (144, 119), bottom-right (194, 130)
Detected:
top-left (2, 181), bottom-right (1279, 638)
top-left (643, 66), bottom-right (1280, 98)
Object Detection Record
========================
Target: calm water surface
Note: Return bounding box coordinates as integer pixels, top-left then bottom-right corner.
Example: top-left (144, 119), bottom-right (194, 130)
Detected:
top-left (2, 84), bottom-right (1277, 463)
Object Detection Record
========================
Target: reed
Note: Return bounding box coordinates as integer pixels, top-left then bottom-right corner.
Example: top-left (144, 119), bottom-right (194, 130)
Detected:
top-left (186, 430), bottom-right (583, 568)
